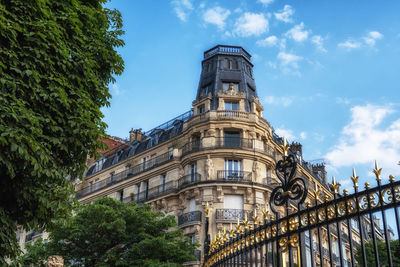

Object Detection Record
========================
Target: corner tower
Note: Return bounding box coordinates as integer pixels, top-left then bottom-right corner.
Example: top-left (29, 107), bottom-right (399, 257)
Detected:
top-left (193, 45), bottom-right (262, 115)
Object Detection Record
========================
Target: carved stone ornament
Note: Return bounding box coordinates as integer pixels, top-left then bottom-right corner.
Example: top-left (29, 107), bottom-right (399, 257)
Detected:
top-left (46, 256), bottom-right (64, 267)
top-left (205, 155), bottom-right (214, 180)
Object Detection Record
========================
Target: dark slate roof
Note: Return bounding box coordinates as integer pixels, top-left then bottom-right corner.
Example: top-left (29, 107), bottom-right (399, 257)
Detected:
top-left (85, 111), bottom-right (193, 178)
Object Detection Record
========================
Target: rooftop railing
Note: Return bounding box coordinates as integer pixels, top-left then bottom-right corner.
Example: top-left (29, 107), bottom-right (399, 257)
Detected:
top-left (204, 45), bottom-right (251, 61)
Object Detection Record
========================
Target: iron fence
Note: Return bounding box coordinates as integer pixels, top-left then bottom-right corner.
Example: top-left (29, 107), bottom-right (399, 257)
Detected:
top-left (204, 151), bottom-right (400, 267)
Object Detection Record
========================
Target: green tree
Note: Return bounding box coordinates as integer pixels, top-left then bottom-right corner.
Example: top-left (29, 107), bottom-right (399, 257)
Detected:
top-left (0, 0), bottom-right (124, 262)
top-left (16, 238), bottom-right (49, 267)
top-left (18, 198), bottom-right (197, 267)
top-left (355, 239), bottom-right (400, 266)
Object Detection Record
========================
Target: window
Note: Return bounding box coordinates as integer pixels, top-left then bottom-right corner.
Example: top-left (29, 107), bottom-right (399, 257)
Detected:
top-left (109, 172), bottom-right (115, 183)
top-left (198, 105), bottom-right (205, 114)
top-left (151, 154), bottom-right (157, 167)
top-left (351, 219), bottom-right (359, 231)
top-left (142, 157), bottom-right (147, 170)
top-left (136, 184), bottom-right (141, 201)
top-left (161, 174), bottom-right (166, 192)
top-left (201, 84), bottom-right (211, 96)
top-left (190, 162), bottom-right (197, 182)
top-left (224, 159), bottom-right (242, 178)
top-left (168, 147), bottom-right (174, 159)
top-left (224, 195), bottom-right (243, 210)
top-left (224, 131), bottom-right (240, 147)
top-left (117, 190), bottom-right (123, 202)
top-left (189, 199), bottom-right (196, 212)
top-left (224, 101), bottom-right (239, 111)
top-left (222, 82), bottom-right (238, 91)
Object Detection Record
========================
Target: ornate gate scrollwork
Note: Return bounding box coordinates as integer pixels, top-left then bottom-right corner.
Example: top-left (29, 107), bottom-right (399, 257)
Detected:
top-left (269, 141), bottom-right (307, 213)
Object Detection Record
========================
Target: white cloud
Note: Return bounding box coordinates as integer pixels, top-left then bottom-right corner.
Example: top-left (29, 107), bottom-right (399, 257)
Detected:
top-left (336, 97), bottom-right (350, 105)
top-left (325, 104), bottom-right (400, 176)
top-left (203, 7), bottom-right (231, 30)
top-left (264, 96), bottom-right (294, 107)
top-left (311, 35), bottom-right (327, 53)
top-left (259, 0), bottom-right (274, 5)
top-left (363, 31), bottom-right (383, 47)
top-left (338, 40), bottom-right (361, 49)
top-left (338, 31), bottom-right (383, 50)
top-left (233, 12), bottom-right (269, 37)
top-left (256, 35), bottom-right (278, 47)
top-left (285, 22), bottom-right (310, 42)
top-left (110, 83), bottom-right (122, 96)
top-left (172, 0), bottom-right (193, 22)
top-left (275, 128), bottom-right (296, 141)
top-left (277, 51), bottom-right (302, 68)
top-left (300, 132), bottom-right (307, 139)
top-left (274, 5), bottom-right (295, 23)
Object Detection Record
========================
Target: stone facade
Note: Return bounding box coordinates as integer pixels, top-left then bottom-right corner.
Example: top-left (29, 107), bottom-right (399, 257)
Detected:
top-left (74, 45), bottom-right (335, 266)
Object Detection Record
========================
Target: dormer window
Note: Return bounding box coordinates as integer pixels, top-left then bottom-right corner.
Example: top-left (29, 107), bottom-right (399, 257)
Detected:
top-left (222, 82), bottom-right (238, 91)
top-left (198, 104), bottom-right (205, 114)
top-left (225, 101), bottom-right (239, 111)
top-left (201, 84), bottom-right (211, 96)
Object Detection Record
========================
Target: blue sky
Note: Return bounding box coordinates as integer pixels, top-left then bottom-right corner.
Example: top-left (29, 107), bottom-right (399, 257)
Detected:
top-left (103, 0), bottom-right (400, 192)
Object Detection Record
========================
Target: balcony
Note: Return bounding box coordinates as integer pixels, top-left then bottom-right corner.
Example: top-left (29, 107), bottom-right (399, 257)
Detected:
top-left (216, 137), bottom-right (253, 149)
top-left (76, 151), bottom-right (175, 199)
top-left (178, 211), bottom-right (202, 227)
top-left (181, 140), bottom-right (201, 156)
top-left (178, 173), bottom-right (202, 188)
top-left (123, 180), bottom-right (177, 203)
top-left (216, 209), bottom-right (251, 222)
top-left (184, 110), bottom-right (272, 130)
top-left (217, 170), bottom-right (252, 182)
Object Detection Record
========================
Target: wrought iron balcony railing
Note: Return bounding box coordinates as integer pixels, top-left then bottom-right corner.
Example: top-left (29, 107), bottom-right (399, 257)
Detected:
top-left (217, 170), bottom-right (252, 181)
top-left (76, 151), bottom-right (175, 199)
top-left (215, 209), bottom-right (251, 221)
top-left (123, 181), bottom-right (177, 203)
top-left (181, 140), bottom-right (201, 156)
top-left (178, 173), bottom-right (201, 188)
top-left (216, 137), bottom-right (253, 149)
top-left (178, 211), bottom-right (202, 226)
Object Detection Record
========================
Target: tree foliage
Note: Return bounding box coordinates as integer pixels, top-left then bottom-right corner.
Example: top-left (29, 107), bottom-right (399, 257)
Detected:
top-left (0, 0), bottom-right (124, 262)
top-left (355, 239), bottom-right (400, 266)
top-left (18, 198), bottom-right (198, 267)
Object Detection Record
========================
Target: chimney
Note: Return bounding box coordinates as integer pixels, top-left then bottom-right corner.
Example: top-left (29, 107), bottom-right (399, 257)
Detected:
top-left (312, 163), bottom-right (327, 183)
top-left (129, 128), bottom-right (146, 142)
top-left (290, 142), bottom-right (303, 157)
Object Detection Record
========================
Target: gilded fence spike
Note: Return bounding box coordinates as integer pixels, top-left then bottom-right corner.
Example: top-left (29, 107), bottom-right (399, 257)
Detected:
top-left (343, 189), bottom-right (348, 196)
top-left (389, 174), bottom-right (395, 182)
top-left (252, 208), bottom-right (259, 225)
top-left (373, 160), bottom-right (382, 181)
top-left (205, 202), bottom-right (210, 217)
top-left (306, 201), bottom-right (311, 208)
top-left (280, 136), bottom-right (290, 156)
top-left (351, 168), bottom-right (359, 188)
top-left (313, 183), bottom-right (319, 202)
top-left (329, 176), bottom-right (340, 194)
top-left (365, 182), bottom-right (370, 189)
